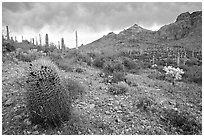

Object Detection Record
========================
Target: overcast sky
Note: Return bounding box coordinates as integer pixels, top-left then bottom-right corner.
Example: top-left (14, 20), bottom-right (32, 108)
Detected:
top-left (2, 2), bottom-right (202, 48)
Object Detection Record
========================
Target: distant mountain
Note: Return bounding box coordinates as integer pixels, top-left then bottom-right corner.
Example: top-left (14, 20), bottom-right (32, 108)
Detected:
top-left (79, 11), bottom-right (202, 53)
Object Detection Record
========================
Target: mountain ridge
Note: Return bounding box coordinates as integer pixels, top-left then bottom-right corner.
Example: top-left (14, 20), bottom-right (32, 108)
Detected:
top-left (79, 11), bottom-right (202, 53)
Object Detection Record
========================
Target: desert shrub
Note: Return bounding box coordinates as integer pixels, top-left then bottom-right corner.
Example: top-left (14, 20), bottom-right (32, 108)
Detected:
top-left (104, 71), bottom-right (126, 84)
top-left (163, 66), bottom-right (184, 85)
top-left (65, 79), bottom-right (85, 100)
top-left (93, 56), bottom-right (105, 68)
top-left (185, 58), bottom-right (199, 66)
top-left (156, 60), bottom-right (166, 66)
top-left (122, 57), bottom-right (141, 74)
top-left (136, 97), bottom-right (157, 113)
top-left (56, 59), bottom-right (74, 72)
top-left (141, 62), bottom-right (152, 69)
top-left (112, 71), bottom-right (126, 83)
top-left (160, 108), bottom-right (201, 135)
top-left (16, 50), bottom-right (44, 62)
top-left (75, 67), bottom-right (84, 73)
top-left (108, 81), bottom-right (129, 95)
top-left (182, 65), bottom-right (202, 84)
top-left (25, 58), bottom-right (71, 127)
top-left (75, 53), bottom-right (93, 66)
top-left (49, 52), bottom-right (62, 63)
top-left (148, 70), bottom-right (166, 81)
top-left (128, 69), bottom-right (140, 74)
top-left (122, 57), bottom-right (137, 70)
top-left (165, 58), bottom-right (176, 66)
top-left (2, 41), bottom-right (16, 53)
top-left (103, 60), bottom-right (125, 74)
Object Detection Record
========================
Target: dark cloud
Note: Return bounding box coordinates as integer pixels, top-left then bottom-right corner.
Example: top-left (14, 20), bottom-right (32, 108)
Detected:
top-left (2, 2), bottom-right (202, 47)
top-left (2, 2), bottom-right (202, 33)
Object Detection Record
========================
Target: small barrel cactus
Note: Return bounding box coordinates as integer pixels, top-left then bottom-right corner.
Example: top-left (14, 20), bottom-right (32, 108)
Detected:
top-left (25, 58), bottom-right (71, 127)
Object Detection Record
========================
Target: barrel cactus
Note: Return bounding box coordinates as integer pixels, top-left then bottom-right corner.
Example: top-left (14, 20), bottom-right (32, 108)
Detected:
top-left (25, 58), bottom-right (71, 127)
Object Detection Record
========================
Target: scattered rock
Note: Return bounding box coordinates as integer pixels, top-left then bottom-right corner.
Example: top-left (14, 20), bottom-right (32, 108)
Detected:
top-left (13, 115), bottom-right (22, 120)
top-left (32, 131), bottom-right (39, 135)
top-left (24, 118), bottom-right (32, 126)
top-left (4, 98), bottom-right (14, 107)
top-left (89, 104), bottom-right (95, 110)
top-left (105, 111), bottom-right (111, 115)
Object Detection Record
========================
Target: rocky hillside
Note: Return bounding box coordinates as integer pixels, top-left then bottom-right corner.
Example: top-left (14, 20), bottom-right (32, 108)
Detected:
top-left (79, 11), bottom-right (202, 53)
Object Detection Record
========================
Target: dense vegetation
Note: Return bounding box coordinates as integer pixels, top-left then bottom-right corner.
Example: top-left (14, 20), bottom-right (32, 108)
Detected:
top-left (2, 39), bottom-right (202, 135)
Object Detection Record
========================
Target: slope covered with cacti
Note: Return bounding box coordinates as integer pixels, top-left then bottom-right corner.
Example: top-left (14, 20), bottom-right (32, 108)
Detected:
top-left (2, 47), bottom-right (202, 134)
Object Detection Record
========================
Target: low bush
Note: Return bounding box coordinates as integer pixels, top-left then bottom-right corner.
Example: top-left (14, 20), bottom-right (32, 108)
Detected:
top-left (185, 58), bottom-right (199, 66)
top-left (108, 81), bottom-right (129, 95)
top-left (103, 60), bottom-right (125, 74)
top-left (122, 57), bottom-right (138, 70)
top-left (136, 97), bottom-right (157, 113)
top-left (75, 67), bottom-right (84, 73)
top-left (55, 58), bottom-right (74, 72)
top-left (182, 65), bottom-right (202, 85)
top-left (16, 50), bottom-right (44, 62)
top-left (160, 108), bottom-right (201, 135)
top-left (76, 53), bottom-right (93, 66)
top-left (93, 56), bottom-right (105, 68)
top-left (2, 41), bottom-right (16, 53)
top-left (65, 79), bottom-right (85, 100)
top-left (148, 70), bottom-right (166, 81)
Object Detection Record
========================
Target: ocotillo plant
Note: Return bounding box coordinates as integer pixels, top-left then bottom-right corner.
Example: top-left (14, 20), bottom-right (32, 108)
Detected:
top-left (45, 34), bottom-right (49, 47)
top-left (6, 26), bottom-right (10, 40)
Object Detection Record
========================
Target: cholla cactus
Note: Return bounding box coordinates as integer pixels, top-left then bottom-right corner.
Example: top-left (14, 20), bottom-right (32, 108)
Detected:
top-left (163, 66), bottom-right (184, 85)
top-left (25, 58), bottom-right (71, 127)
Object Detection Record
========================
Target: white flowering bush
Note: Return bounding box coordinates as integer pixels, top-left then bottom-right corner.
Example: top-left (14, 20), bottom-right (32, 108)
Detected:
top-left (163, 66), bottom-right (184, 85)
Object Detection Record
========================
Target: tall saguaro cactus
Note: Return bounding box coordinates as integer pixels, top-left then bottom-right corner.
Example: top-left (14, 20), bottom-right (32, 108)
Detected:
top-left (177, 51), bottom-right (180, 66)
top-left (36, 36), bottom-right (38, 46)
top-left (22, 36), bottom-right (23, 42)
top-left (45, 34), bottom-right (49, 47)
top-left (58, 41), bottom-right (60, 50)
top-left (61, 38), bottom-right (65, 52)
top-left (32, 38), bottom-right (35, 45)
top-left (76, 31), bottom-right (78, 50)
top-left (39, 34), bottom-right (42, 46)
top-left (6, 26), bottom-right (10, 40)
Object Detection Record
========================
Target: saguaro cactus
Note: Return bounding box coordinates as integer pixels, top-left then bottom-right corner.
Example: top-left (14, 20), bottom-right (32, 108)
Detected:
top-left (39, 34), bottom-right (42, 46)
top-left (58, 41), bottom-right (60, 50)
top-left (177, 51), bottom-right (180, 66)
top-left (76, 31), bottom-right (78, 50)
top-left (22, 36), bottom-right (23, 42)
top-left (15, 36), bottom-right (17, 42)
top-left (45, 34), bottom-right (49, 47)
top-left (32, 38), bottom-right (35, 45)
top-left (61, 37), bottom-right (65, 52)
top-left (36, 36), bottom-right (38, 46)
top-left (6, 26), bottom-right (10, 40)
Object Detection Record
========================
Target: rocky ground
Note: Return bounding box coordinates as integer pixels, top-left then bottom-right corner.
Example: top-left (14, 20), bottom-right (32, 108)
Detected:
top-left (2, 60), bottom-right (202, 135)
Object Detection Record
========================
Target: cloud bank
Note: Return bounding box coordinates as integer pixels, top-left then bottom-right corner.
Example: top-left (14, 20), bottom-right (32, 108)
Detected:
top-left (2, 2), bottom-right (202, 48)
